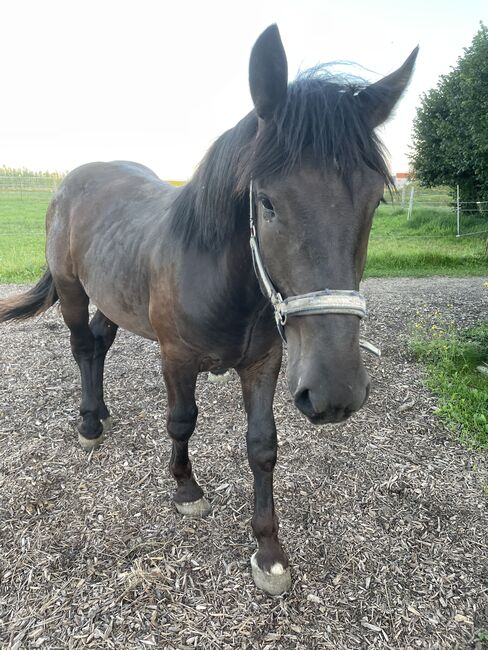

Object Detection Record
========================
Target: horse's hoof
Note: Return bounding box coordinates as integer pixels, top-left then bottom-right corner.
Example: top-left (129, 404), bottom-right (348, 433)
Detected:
top-left (250, 552), bottom-right (292, 595)
top-left (174, 497), bottom-right (211, 517)
top-left (208, 370), bottom-right (232, 384)
top-left (78, 430), bottom-right (105, 451)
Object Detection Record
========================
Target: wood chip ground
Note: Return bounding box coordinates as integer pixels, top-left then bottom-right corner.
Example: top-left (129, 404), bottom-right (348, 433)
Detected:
top-left (0, 277), bottom-right (487, 649)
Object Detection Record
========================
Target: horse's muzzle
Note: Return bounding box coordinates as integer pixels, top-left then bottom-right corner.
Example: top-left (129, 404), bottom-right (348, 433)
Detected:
top-left (292, 372), bottom-right (370, 425)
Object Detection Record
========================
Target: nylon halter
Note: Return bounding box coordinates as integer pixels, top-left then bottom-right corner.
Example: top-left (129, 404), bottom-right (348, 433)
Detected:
top-left (248, 181), bottom-right (381, 356)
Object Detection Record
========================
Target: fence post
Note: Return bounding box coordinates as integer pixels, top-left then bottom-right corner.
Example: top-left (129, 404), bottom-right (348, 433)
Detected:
top-left (456, 184), bottom-right (460, 237)
top-left (407, 186), bottom-right (415, 220)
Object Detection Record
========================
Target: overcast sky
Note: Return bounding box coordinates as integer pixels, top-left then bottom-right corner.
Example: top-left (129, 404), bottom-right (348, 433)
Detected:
top-left (0, 0), bottom-right (486, 179)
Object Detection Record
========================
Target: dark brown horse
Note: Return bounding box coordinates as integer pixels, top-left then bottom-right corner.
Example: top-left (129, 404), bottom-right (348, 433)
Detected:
top-left (0, 26), bottom-right (417, 594)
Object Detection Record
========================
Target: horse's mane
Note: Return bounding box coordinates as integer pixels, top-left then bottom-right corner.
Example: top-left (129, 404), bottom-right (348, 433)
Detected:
top-left (170, 67), bottom-right (393, 251)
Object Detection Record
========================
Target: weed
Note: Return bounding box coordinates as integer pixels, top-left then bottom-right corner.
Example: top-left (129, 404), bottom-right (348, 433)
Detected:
top-left (477, 629), bottom-right (488, 643)
top-left (409, 316), bottom-right (488, 449)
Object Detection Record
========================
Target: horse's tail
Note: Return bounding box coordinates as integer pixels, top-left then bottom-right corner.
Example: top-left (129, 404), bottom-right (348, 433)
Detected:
top-left (0, 269), bottom-right (59, 323)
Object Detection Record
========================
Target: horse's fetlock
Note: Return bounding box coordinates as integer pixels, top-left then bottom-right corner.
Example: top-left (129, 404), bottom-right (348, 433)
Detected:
top-left (78, 413), bottom-right (103, 439)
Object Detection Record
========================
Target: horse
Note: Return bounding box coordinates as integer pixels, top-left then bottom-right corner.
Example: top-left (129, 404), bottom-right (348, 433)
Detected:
top-left (0, 25), bottom-right (417, 595)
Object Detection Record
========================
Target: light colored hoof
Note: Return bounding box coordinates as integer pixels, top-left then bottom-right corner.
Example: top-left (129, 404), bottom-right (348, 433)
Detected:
top-left (78, 430), bottom-right (105, 451)
top-left (208, 370), bottom-right (232, 385)
top-left (250, 552), bottom-right (292, 595)
top-left (174, 497), bottom-right (211, 517)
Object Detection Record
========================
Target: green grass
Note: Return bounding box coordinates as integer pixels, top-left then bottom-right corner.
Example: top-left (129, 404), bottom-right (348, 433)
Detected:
top-left (365, 204), bottom-right (487, 277)
top-left (409, 319), bottom-right (488, 449)
top-left (0, 191), bottom-right (51, 283)
top-left (0, 189), bottom-right (487, 283)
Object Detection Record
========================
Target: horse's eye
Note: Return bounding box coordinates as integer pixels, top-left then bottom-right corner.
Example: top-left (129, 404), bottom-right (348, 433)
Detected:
top-left (259, 197), bottom-right (274, 213)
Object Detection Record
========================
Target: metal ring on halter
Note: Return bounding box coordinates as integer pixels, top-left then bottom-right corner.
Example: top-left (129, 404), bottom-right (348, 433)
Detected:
top-left (276, 298), bottom-right (287, 326)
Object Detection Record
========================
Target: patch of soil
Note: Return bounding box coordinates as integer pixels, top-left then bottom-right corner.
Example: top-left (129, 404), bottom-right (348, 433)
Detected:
top-left (0, 277), bottom-right (487, 649)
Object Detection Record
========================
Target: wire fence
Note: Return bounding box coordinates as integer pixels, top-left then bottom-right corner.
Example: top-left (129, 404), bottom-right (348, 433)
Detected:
top-left (0, 174), bottom-right (61, 195)
top-left (0, 175), bottom-right (186, 199)
top-left (396, 184), bottom-right (488, 238)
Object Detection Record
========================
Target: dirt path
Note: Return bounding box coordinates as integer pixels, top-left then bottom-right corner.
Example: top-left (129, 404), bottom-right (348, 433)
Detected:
top-left (0, 277), bottom-right (487, 649)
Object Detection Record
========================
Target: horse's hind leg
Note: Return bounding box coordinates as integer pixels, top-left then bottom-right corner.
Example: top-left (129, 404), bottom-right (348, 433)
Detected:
top-left (55, 279), bottom-right (105, 450)
top-left (89, 310), bottom-right (118, 429)
top-left (162, 353), bottom-right (210, 517)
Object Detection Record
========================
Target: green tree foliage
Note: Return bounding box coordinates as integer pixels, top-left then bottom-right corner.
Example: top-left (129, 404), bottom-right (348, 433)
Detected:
top-left (411, 24), bottom-right (488, 202)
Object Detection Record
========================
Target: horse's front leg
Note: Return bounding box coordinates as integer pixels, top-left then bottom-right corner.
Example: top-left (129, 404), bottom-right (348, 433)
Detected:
top-left (162, 353), bottom-right (210, 517)
top-left (237, 347), bottom-right (291, 595)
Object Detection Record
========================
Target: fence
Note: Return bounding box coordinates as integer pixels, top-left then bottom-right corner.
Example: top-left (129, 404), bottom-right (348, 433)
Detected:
top-left (1, 175), bottom-right (487, 239)
top-left (0, 174), bottom-right (61, 197)
top-left (0, 175), bottom-right (185, 195)
top-left (395, 184), bottom-right (488, 238)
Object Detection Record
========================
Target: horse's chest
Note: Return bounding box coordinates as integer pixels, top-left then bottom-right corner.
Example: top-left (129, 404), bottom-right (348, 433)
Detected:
top-left (175, 299), bottom-right (275, 371)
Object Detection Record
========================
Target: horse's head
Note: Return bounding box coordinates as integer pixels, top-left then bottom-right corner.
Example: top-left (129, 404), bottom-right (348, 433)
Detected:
top-left (246, 26), bottom-right (417, 425)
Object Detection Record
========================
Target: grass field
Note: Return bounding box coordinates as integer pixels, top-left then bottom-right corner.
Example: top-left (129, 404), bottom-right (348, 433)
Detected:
top-left (365, 204), bottom-right (487, 278)
top-left (0, 190), bottom-right (487, 283)
top-left (0, 191), bottom-right (50, 283)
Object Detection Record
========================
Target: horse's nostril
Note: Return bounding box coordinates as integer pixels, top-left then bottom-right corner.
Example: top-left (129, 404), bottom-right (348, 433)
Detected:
top-left (294, 388), bottom-right (315, 418)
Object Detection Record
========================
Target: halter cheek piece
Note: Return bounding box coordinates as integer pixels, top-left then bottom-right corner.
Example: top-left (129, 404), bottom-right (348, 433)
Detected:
top-left (249, 181), bottom-right (381, 356)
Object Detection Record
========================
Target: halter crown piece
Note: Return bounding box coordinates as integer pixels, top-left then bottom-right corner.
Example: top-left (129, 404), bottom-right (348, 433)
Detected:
top-left (249, 181), bottom-right (381, 356)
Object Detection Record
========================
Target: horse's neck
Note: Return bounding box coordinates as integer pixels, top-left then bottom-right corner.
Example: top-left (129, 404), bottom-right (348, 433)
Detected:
top-left (185, 217), bottom-right (264, 316)
top-left (212, 222), bottom-right (259, 296)
top-left (166, 178), bottom-right (266, 315)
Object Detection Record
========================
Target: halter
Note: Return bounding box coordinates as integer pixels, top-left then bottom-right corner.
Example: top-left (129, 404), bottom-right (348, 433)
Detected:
top-left (249, 181), bottom-right (380, 356)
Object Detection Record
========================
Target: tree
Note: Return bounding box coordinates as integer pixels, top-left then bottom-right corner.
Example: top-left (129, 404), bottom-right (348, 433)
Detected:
top-left (411, 24), bottom-right (488, 202)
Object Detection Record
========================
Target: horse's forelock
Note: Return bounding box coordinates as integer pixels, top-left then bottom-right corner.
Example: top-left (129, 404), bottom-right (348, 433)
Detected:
top-left (240, 70), bottom-right (394, 190)
top-left (170, 68), bottom-right (393, 251)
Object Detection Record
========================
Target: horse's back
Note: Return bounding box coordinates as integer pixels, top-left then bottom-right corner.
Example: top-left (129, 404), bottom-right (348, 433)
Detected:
top-left (46, 161), bottom-right (178, 338)
top-left (50, 160), bottom-right (174, 217)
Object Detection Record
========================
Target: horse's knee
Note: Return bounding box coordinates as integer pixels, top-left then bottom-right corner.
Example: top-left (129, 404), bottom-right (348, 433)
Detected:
top-left (250, 448), bottom-right (276, 473)
top-left (90, 313), bottom-right (117, 354)
top-left (167, 405), bottom-right (198, 441)
top-left (247, 429), bottom-right (277, 473)
top-left (70, 329), bottom-right (95, 360)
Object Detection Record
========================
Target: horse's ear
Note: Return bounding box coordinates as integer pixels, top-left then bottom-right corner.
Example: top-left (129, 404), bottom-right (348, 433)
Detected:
top-left (249, 24), bottom-right (288, 120)
top-left (357, 46), bottom-right (419, 128)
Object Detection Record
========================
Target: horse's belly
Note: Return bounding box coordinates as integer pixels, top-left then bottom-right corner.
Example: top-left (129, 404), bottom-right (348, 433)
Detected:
top-left (81, 277), bottom-right (157, 341)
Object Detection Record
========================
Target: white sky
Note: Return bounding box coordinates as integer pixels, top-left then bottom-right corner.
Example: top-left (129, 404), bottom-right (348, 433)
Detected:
top-left (0, 0), bottom-right (486, 179)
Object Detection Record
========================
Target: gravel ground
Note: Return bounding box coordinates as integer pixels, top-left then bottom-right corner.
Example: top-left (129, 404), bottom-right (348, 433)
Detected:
top-left (0, 277), bottom-right (487, 650)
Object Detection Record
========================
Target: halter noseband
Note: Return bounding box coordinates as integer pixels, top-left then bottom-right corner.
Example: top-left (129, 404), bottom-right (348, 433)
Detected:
top-left (249, 181), bottom-right (380, 356)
